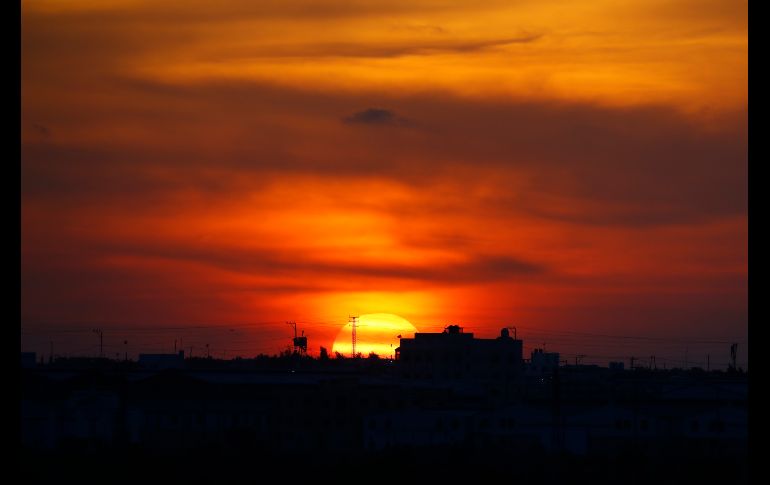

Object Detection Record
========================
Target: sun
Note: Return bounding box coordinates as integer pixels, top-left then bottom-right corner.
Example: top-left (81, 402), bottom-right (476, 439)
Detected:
top-left (332, 313), bottom-right (418, 358)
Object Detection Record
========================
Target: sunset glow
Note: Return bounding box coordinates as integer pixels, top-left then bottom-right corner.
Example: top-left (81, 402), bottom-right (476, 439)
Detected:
top-left (332, 313), bottom-right (418, 358)
top-left (21, 1), bottom-right (747, 367)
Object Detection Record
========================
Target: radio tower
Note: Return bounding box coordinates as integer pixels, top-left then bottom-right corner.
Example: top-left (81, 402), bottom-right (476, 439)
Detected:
top-left (349, 315), bottom-right (359, 358)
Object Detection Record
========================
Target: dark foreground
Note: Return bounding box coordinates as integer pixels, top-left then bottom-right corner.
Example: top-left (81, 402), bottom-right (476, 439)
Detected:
top-left (21, 445), bottom-right (747, 485)
top-left (21, 358), bottom-right (748, 484)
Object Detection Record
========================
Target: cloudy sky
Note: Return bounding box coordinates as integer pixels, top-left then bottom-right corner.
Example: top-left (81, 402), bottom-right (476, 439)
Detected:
top-left (21, 0), bottom-right (747, 366)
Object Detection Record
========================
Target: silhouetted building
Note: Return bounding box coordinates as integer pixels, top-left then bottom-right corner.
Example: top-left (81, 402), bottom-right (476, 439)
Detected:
top-left (139, 351), bottom-right (185, 370)
top-left (395, 325), bottom-right (523, 381)
top-left (529, 348), bottom-right (560, 373)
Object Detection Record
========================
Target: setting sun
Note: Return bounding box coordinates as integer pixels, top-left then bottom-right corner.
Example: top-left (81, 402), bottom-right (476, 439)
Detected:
top-left (332, 313), bottom-right (418, 358)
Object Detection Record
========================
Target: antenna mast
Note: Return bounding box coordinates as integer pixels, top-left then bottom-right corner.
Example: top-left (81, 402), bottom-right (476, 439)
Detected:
top-left (349, 315), bottom-right (359, 358)
top-left (92, 328), bottom-right (103, 358)
top-left (287, 321), bottom-right (307, 355)
top-left (730, 343), bottom-right (738, 371)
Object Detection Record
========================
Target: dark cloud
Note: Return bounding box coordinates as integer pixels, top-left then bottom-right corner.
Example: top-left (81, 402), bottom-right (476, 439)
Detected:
top-left (31, 124), bottom-right (50, 138)
top-left (89, 241), bottom-right (546, 289)
top-left (23, 1), bottom-right (513, 24)
top-left (22, 77), bottom-right (746, 226)
top-left (344, 108), bottom-right (402, 125)
top-left (216, 34), bottom-right (542, 59)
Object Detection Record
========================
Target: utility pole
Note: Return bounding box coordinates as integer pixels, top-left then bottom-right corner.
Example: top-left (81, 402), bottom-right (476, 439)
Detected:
top-left (707, 354), bottom-right (710, 372)
top-left (287, 321), bottom-right (297, 355)
top-left (630, 356), bottom-right (636, 370)
top-left (730, 343), bottom-right (738, 371)
top-left (124, 340), bottom-right (128, 361)
top-left (349, 315), bottom-right (359, 358)
top-left (92, 328), bottom-right (103, 358)
top-left (287, 321), bottom-right (308, 356)
top-left (49, 341), bottom-right (54, 365)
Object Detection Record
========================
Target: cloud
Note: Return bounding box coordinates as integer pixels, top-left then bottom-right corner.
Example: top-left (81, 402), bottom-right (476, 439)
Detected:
top-left (87, 240), bottom-right (547, 289)
top-left (223, 34), bottom-right (543, 59)
top-left (22, 77), bottom-right (746, 226)
top-left (20, 0), bottom-right (747, 359)
top-left (390, 23), bottom-right (447, 34)
top-left (23, 1), bottom-right (514, 23)
top-left (31, 124), bottom-right (51, 138)
top-left (343, 108), bottom-right (406, 125)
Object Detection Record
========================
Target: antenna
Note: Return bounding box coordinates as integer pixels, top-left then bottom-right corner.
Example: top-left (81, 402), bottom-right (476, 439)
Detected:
top-left (730, 343), bottom-right (738, 371)
top-left (349, 315), bottom-right (359, 358)
top-left (287, 321), bottom-right (307, 355)
top-left (92, 328), bottom-right (103, 358)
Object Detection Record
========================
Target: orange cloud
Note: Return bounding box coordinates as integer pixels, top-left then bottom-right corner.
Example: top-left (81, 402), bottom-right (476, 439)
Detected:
top-left (21, 0), bottom-right (747, 364)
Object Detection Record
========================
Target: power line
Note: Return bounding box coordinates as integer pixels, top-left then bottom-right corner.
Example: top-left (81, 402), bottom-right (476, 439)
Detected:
top-left (512, 324), bottom-right (739, 345)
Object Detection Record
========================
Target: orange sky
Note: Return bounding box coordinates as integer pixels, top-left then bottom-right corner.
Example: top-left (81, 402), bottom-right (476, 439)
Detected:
top-left (21, 0), bottom-right (747, 367)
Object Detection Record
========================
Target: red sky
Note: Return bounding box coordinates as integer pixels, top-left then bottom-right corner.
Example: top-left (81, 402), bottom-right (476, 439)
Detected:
top-left (21, 0), bottom-right (747, 368)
